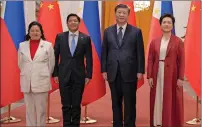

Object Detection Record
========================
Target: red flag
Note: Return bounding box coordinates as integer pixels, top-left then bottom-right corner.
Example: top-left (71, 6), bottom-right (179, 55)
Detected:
top-left (38, 1), bottom-right (63, 93)
top-left (184, 1), bottom-right (201, 97)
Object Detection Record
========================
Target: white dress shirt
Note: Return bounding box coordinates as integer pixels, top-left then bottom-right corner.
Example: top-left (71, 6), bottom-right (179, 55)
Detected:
top-left (117, 23), bottom-right (127, 38)
top-left (69, 30), bottom-right (79, 51)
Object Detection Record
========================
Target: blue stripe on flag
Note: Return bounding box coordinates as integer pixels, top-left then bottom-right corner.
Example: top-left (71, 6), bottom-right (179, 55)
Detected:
top-left (161, 1), bottom-right (175, 34)
top-left (4, 1), bottom-right (26, 49)
top-left (83, 1), bottom-right (101, 60)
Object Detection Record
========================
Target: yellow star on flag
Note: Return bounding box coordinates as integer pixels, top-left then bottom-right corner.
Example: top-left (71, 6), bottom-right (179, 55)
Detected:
top-left (154, 8), bottom-right (160, 15)
top-left (48, 4), bottom-right (54, 11)
top-left (78, 7), bottom-right (82, 13)
top-left (191, 5), bottom-right (196, 11)
top-left (40, 3), bottom-right (43, 8)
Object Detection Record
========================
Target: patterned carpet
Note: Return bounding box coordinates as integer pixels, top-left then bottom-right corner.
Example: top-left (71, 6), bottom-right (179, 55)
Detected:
top-left (1, 82), bottom-right (201, 127)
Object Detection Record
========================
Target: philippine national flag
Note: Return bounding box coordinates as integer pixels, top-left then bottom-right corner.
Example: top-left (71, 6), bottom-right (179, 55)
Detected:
top-left (77, 1), bottom-right (106, 106)
top-left (146, 1), bottom-right (174, 67)
top-left (148, 1), bottom-right (175, 44)
top-left (1, 1), bottom-right (25, 107)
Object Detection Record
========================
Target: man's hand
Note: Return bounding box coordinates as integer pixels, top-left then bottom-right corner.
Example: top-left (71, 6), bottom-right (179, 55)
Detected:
top-left (54, 77), bottom-right (59, 84)
top-left (102, 72), bottom-right (107, 80)
top-left (177, 79), bottom-right (184, 88)
top-left (137, 73), bottom-right (143, 80)
top-left (148, 78), bottom-right (154, 88)
top-left (85, 78), bottom-right (90, 85)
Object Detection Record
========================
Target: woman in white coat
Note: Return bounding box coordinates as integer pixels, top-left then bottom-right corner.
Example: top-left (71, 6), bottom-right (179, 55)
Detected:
top-left (18, 21), bottom-right (55, 127)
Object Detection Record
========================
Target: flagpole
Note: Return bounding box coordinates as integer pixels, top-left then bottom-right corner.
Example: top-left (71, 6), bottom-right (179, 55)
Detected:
top-left (0, 104), bottom-right (21, 124)
top-left (46, 94), bottom-right (60, 124)
top-left (80, 106), bottom-right (97, 124)
top-left (186, 96), bottom-right (201, 125)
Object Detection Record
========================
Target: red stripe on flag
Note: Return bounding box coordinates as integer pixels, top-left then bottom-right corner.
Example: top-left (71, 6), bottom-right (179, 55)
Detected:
top-left (1, 18), bottom-right (23, 107)
top-left (79, 20), bottom-right (106, 106)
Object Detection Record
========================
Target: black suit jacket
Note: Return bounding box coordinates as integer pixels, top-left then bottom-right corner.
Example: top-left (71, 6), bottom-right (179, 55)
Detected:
top-left (52, 31), bottom-right (93, 86)
top-left (101, 24), bottom-right (145, 82)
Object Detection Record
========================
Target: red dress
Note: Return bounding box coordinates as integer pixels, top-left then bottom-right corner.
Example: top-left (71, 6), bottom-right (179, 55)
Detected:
top-left (30, 39), bottom-right (40, 60)
top-left (147, 34), bottom-right (185, 127)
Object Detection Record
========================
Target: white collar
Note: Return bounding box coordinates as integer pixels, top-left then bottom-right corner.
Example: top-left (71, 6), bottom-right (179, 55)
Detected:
top-left (117, 23), bottom-right (127, 31)
top-left (69, 30), bottom-right (79, 36)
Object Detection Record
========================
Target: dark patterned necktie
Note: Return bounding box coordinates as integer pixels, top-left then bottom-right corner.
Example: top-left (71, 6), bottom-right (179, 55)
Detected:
top-left (118, 27), bottom-right (123, 46)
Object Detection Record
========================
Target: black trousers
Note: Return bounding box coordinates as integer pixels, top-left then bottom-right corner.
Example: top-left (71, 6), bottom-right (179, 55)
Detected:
top-left (59, 73), bottom-right (85, 127)
top-left (109, 66), bottom-right (137, 127)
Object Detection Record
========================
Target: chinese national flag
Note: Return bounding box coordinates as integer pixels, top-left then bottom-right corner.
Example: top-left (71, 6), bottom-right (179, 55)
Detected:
top-left (118, 1), bottom-right (144, 89)
top-left (184, 1), bottom-right (201, 97)
top-left (38, 1), bottom-right (63, 93)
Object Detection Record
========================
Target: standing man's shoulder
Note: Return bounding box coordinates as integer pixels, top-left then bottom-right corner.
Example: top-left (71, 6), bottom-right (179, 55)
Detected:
top-left (104, 24), bottom-right (116, 33)
top-left (128, 24), bottom-right (142, 32)
top-left (78, 32), bottom-right (91, 42)
top-left (56, 31), bottom-right (68, 37)
top-left (79, 32), bottom-right (89, 38)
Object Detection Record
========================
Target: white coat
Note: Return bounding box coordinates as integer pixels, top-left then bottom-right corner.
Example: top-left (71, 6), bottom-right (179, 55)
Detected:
top-left (18, 40), bottom-right (55, 93)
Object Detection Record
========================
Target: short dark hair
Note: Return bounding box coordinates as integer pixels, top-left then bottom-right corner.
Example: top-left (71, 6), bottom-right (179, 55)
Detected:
top-left (115, 4), bottom-right (130, 14)
top-left (159, 13), bottom-right (175, 25)
top-left (25, 21), bottom-right (46, 41)
top-left (66, 13), bottom-right (80, 23)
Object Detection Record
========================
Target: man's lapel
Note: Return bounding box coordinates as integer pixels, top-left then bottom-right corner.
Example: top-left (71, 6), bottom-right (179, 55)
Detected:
top-left (64, 31), bottom-right (72, 56)
top-left (120, 24), bottom-right (131, 48)
top-left (72, 32), bottom-right (83, 57)
top-left (112, 24), bottom-right (132, 48)
top-left (112, 25), bottom-right (120, 48)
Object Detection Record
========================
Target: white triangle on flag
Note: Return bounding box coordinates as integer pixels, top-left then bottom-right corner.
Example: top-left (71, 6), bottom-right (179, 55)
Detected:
top-left (1, 1), bottom-right (6, 19)
top-left (152, 1), bottom-right (161, 19)
top-left (24, 1), bottom-right (36, 32)
top-left (77, 1), bottom-right (84, 18)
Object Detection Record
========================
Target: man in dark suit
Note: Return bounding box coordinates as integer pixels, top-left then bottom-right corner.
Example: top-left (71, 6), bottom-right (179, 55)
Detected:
top-left (52, 13), bottom-right (93, 127)
top-left (101, 4), bottom-right (145, 127)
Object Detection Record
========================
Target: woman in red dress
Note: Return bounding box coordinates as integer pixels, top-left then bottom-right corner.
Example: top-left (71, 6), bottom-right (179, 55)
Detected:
top-left (147, 13), bottom-right (185, 127)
